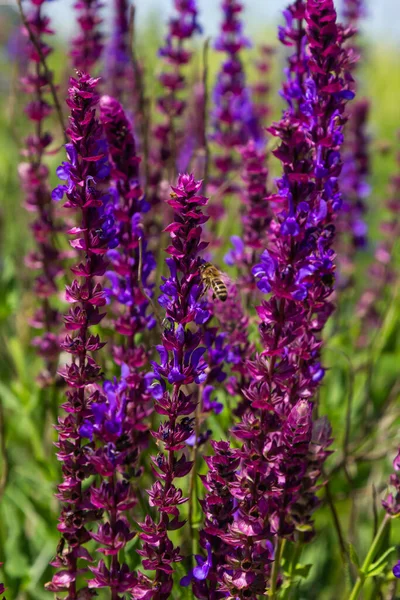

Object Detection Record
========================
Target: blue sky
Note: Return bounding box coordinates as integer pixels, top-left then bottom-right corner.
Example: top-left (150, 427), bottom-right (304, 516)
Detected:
top-left (47, 0), bottom-right (400, 42)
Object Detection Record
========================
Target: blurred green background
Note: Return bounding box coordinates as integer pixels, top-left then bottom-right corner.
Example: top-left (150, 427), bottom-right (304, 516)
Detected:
top-left (0, 2), bottom-right (400, 598)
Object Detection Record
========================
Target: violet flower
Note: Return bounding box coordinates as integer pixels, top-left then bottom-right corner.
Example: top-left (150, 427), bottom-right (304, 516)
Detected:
top-left (252, 44), bottom-right (275, 129)
top-left (342, 0), bottom-right (366, 24)
top-left (192, 2), bottom-right (354, 596)
top-left (154, 0), bottom-right (201, 178)
top-left (337, 0), bottom-right (370, 283)
top-left (45, 73), bottom-right (115, 597)
top-left (225, 140), bottom-right (270, 294)
top-left (184, 440), bottom-right (240, 597)
top-left (356, 135), bottom-right (400, 346)
top-left (99, 95), bottom-right (156, 362)
top-left (339, 99), bottom-right (370, 253)
top-left (382, 447), bottom-right (400, 580)
top-left (214, 283), bottom-right (254, 417)
top-left (178, 82), bottom-right (207, 177)
top-left (19, 0), bottom-right (63, 386)
top-left (71, 0), bottom-right (103, 71)
top-left (81, 368), bottom-right (142, 595)
top-left (211, 0), bottom-right (260, 189)
top-left (132, 174), bottom-right (210, 599)
top-left (382, 449), bottom-right (400, 517)
top-left (104, 0), bottom-right (135, 103)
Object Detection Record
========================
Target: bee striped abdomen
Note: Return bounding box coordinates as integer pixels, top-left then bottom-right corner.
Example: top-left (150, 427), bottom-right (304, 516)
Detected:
top-left (200, 262), bottom-right (228, 302)
top-left (211, 278), bottom-right (228, 302)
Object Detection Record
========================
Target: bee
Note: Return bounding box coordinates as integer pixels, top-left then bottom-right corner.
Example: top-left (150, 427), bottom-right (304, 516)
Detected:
top-left (200, 262), bottom-right (228, 302)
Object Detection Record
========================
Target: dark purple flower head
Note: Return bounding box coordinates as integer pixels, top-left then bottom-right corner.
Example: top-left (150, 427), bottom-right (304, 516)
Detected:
top-left (194, 2), bottom-right (353, 595)
top-left (382, 448), bottom-right (400, 517)
top-left (356, 134), bottom-right (400, 346)
top-left (19, 0), bottom-right (63, 384)
top-left (137, 174), bottom-right (210, 597)
top-left (393, 561), bottom-right (400, 579)
top-left (225, 140), bottom-right (270, 295)
top-left (252, 45), bottom-right (275, 127)
top-left (46, 72), bottom-right (116, 596)
top-left (71, 0), bottom-right (103, 71)
top-left (342, 0), bottom-right (366, 24)
top-left (99, 95), bottom-right (156, 353)
top-left (0, 564), bottom-right (5, 597)
top-left (211, 0), bottom-right (262, 192)
top-left (180, 542), bottom-right (213, 586)
top-left (152, 0), bottom-right (200, 184)
top-left (104, 0), bottom-right (135, 102)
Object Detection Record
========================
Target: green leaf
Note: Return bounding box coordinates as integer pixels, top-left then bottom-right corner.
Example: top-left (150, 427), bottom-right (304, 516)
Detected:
top-left (365, 546), bottom-right (396, 578)
top-left (293, 563), bottom-right (312, 579)
top-left (348, 543), bottom-right (361, 569)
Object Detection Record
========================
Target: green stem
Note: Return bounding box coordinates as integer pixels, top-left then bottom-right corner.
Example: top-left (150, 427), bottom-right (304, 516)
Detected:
top-left (347, 515), bottom-right (391, 600)
top-left (269, 538), bottom-right (285, 598)
top-left (280, 540), bottom-right (303, 600)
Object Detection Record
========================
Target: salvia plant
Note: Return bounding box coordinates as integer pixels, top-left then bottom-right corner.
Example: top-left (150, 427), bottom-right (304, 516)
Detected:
top-left (1, 0), bottom-right (400, 598)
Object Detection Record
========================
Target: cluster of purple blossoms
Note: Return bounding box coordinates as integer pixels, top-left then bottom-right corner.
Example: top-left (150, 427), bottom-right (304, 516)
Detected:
top-left (339, 99), bottom-right (370, 255)
top-left (10, 0), bottom-right (400, 596)
top-left (225, 140), bottom-right (270, 293)
top-left (18, 0), bottom-right (63, 385)
top-left (154, 0), bottom-right (201, 179)
top-left (342, 0), bottom-right (367, 24)
top-left (80, 366), bottom-right (142, 595)
top-left (99, 93), bottom-right (155, 488)
top-left (71, 0), bottom-right (104, 71)
top-left (384, 449), bottom-right (400, 579)
top-left (215, 283), bottom-right (254, 417)
top-left (252, 44), bottom-right (275, 129)
top-left (337, 0), bottom-right (370, 284)
top-left (132, 175), bottom-right (209, 599)
top-left (46, 73), bottom-right (115, 597)
top-left (186, 1), bottom-right (355, 596)
top-left (147, 0), bottom-right (201, 240)
top-left (100, 95), bottom-right (156, 362)
top-left (104, 0), bottom-right (135, 104)
top-left (356, 134), bottom-right (400, 344)
top-left (211, 0), bottom-right (260, 190)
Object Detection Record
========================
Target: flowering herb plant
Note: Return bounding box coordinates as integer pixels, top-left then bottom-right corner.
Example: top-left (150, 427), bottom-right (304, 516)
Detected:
top-left (1, 0), bottom-right (400, 599)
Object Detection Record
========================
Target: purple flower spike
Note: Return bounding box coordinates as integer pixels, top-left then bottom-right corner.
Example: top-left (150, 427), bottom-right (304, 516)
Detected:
top-left (153, 0), bottom-right (201, 179)
top-left (211, 0), bottom-right (260, 189)
top-left (382, 445), bottom-right (400, 517)
top-left (356, 133), bottom-right (400, 346)
top-left (99, 95), bottom-right (156, 362)
top-left (336, 0), bottom-right (370, 284)
top-left (71, 0), bottom-right (103, 71)
top-left (194, 2), bottom-right (353, 596)
top-left (19, 0), bottom-right (63, 386)
top-left (133, 174), bottom-right (210, 599)
top-left (252, 45), bottom-right (275, 128)
top-left (343, 0), bottom-right (366, 24)
top-left (225, 140), bottom-right (271, 294)
top-left (83, 370), bottom-right (145, 595)
top-left (104, 0), bottom-right (135, 103)
top-left (45, 73), bottom-right (116, 597)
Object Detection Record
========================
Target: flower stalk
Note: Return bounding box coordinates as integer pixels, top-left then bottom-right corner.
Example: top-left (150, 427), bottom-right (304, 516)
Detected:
top-left (133, 174), bottom-right (210, 599)
top-left (46, 72), bottom-right (115, 598)
top-left (18, 0), bottom-right (63, 385)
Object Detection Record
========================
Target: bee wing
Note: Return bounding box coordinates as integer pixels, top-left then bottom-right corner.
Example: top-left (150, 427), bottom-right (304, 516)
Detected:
top-left (218, 269), bottom-right (235, 286)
